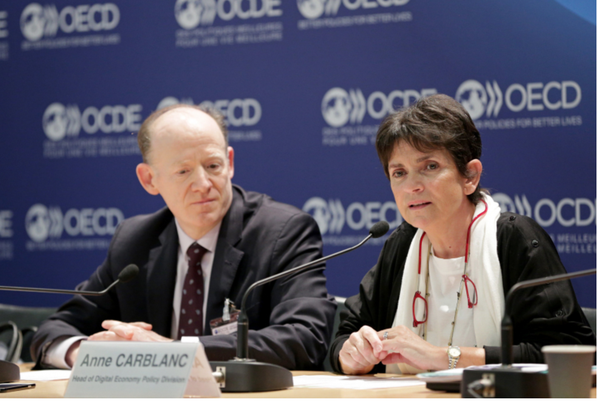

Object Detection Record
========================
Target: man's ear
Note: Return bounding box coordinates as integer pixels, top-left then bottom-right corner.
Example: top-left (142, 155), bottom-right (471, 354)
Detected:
top-left (227, 146), bottom-right (235, 179)
top-left (136, 163), bottom-right (160, 195)
top-left (464, 159), bottom-right (482, 196)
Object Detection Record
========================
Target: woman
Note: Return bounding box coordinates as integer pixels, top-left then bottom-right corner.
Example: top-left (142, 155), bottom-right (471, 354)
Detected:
top-left (329, 94), bottom-right (594, 375)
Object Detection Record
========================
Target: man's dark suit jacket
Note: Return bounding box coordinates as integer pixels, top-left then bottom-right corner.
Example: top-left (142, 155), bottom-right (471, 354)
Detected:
top-left (32, 185), bottom-right (336, 370)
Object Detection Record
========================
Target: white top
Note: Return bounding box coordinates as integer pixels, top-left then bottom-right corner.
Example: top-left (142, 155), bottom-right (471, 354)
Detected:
top-left (425, 251), bottom-right (477, 348)
top-left (388, 194), bottom-right (504, 374)
top-left (44, 218), bottom-right (221, 369)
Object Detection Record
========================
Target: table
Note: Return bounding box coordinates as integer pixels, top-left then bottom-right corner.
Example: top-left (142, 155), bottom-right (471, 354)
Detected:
top-left (0, 364), bottom-right (455, 398)
top-left (2, 364), bottom-right (595, 398)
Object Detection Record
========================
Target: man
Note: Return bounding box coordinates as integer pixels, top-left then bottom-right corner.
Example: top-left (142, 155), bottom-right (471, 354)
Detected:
top-left (32, 104), bottom-right (336, 370)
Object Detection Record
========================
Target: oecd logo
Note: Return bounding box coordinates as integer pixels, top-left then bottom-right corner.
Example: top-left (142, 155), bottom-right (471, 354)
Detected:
top-left (158, 96), bottom-right (261, 127)
top-left (0, 10), bottom-right (7, 40)
top-left (492, 193), bottom-right (595, 228)
top-left (303, 197), bottom-right (401, 235)
top-left (157, 96), bottom-right (193, 110)
top-left (20, 2), bottom-right (120, 42)
top-left (25, 204), bottom-right (59, 243)
top-left (0, 211), bottom-right (13, 238)
top-left (456, 79), bottom-right (582, 120)
top-left (175, 0), bottom-right (281, 29)
top-left (455, 80), bottom-right (501, 120)
top-left (25, 204), bottom-right (124, 243)
top-left (321, 88), bottom-right (366, 127)
top-left (492, 193), bottom-right (531, 217)
top-left (42, 102), bottom-right (143, 140)
top-left (298, 0), bottom-right (410, 19)
top-left (20, 3), bottom-right (57, 42)
top-left (175, 0), bottom-right (216, 29)
top-left (303, 197), bottom-right (344, 235)
top-left (42, 103), bottom-right (81, 141)
top-left (322, 87), bottom-right (436, 127)
top-left (297, 0), bottom-right (329, 19)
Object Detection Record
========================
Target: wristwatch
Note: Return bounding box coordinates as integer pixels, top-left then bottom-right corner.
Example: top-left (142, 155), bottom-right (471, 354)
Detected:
top-left (447, 346), bottom-right (461, 369)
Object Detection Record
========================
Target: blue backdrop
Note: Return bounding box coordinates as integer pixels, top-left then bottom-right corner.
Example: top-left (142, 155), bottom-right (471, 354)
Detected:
top-left (0, 0), bottom-right (595, 309)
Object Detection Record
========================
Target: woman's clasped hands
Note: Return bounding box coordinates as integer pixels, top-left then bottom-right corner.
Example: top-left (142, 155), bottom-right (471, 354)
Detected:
top-left (338, 325), bottom-right (446, 374)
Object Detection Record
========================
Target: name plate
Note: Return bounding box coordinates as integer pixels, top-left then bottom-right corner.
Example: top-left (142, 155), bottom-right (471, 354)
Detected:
top-left (64, 341), bottom-right (220, 398)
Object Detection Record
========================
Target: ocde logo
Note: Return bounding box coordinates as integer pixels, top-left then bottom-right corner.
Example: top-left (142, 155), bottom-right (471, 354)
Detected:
top-left (492, 193), bottom-right (595, 228)
top-left (0, 211), bottom-right (13, 238)
top-left (157, 96), bottom-right (261, 127)
top-left (42, 102), bottom-right (143, 141)
top-left (456, 79), bottom-right (582, 120)
top-left (0, 11), bottom-right (8, 40)
top-left (21, 2), bottom-right (120, 42)
top-left (25, 204), bottom-right (124, 243)
top-left (175, 0), bottom-right (216, 28)
top-left (298, 0), bottom-right (410, 20)
top-left (322, 87), bottom-right (437, 127)
top-left (174, 0), bottom-right (282, 29)
top-left (43, 103), bottom-right (80, 141)
top-left (303, 197), bottom-right (401, 235)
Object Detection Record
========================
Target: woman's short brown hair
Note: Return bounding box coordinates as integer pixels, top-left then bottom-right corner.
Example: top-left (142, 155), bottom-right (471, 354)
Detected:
top-left (375, 94), bottom-right (484, 204)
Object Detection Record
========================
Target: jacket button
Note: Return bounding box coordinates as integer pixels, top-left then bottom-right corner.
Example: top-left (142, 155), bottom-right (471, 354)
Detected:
top-left (532, 240), bottom-right (539, 248)
top-left (509, 216), bottom-right (516, 221)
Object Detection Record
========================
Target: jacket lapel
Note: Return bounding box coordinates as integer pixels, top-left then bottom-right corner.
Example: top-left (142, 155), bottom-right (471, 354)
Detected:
top-left (205, 188), bottom-right (245, 334)
top-left (146, 218), bottom-right (179, 337)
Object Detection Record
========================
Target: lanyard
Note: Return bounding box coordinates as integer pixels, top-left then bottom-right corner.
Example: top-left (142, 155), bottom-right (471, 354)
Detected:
top-left (412, 200), bottom-right (488, 346)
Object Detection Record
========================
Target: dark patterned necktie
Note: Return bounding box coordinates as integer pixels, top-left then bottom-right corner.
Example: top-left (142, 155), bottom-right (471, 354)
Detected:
top-left (178, 242), bottom-right (206, 339)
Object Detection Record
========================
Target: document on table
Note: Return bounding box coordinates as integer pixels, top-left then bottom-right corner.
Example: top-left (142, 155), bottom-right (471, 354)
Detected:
top-left (21, 369), bottom-right (72, 381)
top-left (416, 364), bottom-right (550, 384)
top-left (293, 375), bottom-right (425, 390)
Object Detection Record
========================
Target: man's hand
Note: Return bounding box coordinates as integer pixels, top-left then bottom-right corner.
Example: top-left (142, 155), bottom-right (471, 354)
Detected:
top-left (65, 340), bottom-right (82, 368)
top-left (338, 325), bottom-right (384, 375)
top-left (88, 320), bottom-right (173, 342)
top-left (65, 320), bottom-right (172, 368)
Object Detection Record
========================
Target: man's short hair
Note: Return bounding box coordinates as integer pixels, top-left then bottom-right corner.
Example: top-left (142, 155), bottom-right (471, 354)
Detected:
top-left (137, 104), bottom-right (228, 163)
top-left (375, 94), bottom-right (484, 204)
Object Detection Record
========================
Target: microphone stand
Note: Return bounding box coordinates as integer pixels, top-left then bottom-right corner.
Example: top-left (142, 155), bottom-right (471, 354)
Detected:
top-left (237, 233), bottom-right (377, 360)
top-left (501, 268), bottom-right (596, 367)
top-left (0, 280), bottom-right (124, 297)
top-left (0, 264), bottom-right (139, 297)
top-left (461, 268), bottom-right (596, 398)
top-left (0, 276), bottom-right (124, 382)
top-left (209, 223), bottom-right (389, 392)
top-left (0, 265), bottom-right (139, 383)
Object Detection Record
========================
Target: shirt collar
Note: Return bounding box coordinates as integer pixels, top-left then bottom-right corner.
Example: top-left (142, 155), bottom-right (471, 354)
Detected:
top-left (174, 219), bottom-right (221, 254)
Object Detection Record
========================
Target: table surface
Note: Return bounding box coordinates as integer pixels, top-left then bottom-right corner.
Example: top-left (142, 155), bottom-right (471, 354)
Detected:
top-left (0, 364), bottom-right (456, 398)
top-left (3, 364), bottom-right (595, 398)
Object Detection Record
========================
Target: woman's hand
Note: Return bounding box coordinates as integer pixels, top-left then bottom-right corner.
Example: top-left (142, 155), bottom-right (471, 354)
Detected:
top-left (338, 325), bottom-right (385, 375)
top-left (378, 325), bottom-right (447, 371)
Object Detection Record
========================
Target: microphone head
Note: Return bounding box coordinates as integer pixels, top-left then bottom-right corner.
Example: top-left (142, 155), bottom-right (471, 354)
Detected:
top-left (118, 264), bottom-right (139, 283)
top-left (369, 221), bottom-right (390, 238)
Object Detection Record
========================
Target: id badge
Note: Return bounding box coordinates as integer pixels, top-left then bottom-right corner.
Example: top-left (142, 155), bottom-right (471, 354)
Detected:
top-left (209, 298), bottom-right (240, 336)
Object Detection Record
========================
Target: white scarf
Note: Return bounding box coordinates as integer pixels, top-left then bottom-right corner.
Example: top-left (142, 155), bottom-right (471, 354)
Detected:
top-left (386, 193), bottom-right (504, 374)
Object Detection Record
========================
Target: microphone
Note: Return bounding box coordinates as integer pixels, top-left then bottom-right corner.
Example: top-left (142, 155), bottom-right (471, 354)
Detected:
top-left (0, 264), bottom-right (139, 383)
top-left (209, 221), bottom-right (390, 392)
top-left (0, 264), bottom-right (139, 296)
top-left (238, 220), bottom-right (390, 358)
top-left (369, 220), bottom-right (391, 238)
top-left (461, 268), bottom-right (596, 398)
